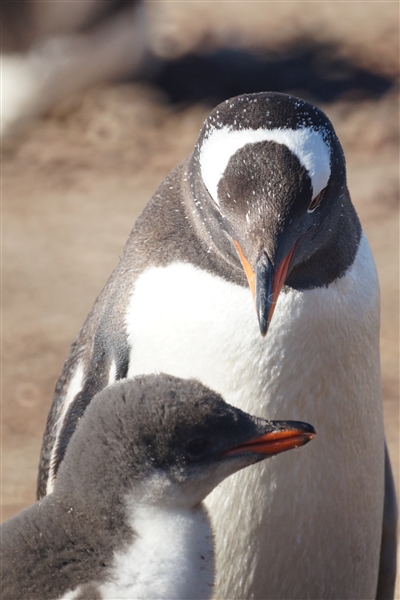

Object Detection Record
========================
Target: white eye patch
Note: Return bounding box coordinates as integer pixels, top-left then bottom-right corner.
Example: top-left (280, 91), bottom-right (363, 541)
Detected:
top-left (200, 127), bottom-right (331, 205)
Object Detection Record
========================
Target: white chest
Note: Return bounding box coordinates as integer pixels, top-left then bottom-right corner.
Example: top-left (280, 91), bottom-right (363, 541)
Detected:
top-left (98, 506), bottom-right (214, 600)
top-left (125, 234), bottom-right (385, 599)
top-left (125, 235), bottom-right (380, 419)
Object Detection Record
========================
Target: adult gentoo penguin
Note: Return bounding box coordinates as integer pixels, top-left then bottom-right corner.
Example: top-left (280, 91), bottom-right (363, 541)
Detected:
top-left (1, 374), bottom-right (315, 600)
top-left (37, 92), bottom-right (397, 599)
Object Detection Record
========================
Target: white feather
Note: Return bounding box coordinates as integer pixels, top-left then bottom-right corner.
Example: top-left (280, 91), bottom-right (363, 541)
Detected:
top-left (108, 360), bottom-right (117, 386)
top-left (98, 500), bottom-right (214, 600)
top-left (200, 126), bottom-right (331, 204)
top-left (47, 361), bottom-right (85, 494)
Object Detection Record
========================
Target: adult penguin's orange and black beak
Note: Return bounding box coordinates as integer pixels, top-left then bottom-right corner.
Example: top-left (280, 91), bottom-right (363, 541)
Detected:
top-left (234, 240), bottom-right (296, 336)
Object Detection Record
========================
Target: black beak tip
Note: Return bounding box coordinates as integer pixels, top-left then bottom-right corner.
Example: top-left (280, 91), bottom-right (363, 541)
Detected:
top-left (290, 421), bottom-right (317, 437)
top-left (257, 300), bottom-right (270, 336)
top-left (259, 318), bottom-right (269, 337)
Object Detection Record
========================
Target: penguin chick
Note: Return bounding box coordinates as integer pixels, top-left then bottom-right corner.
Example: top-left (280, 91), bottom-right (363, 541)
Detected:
top-left (1, 374), bottom-right (315, 600)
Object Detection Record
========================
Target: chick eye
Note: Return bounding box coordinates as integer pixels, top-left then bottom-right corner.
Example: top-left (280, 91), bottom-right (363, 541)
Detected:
top-left (308, 188), bottom-right (326, 213)
top-left (185, 438), bottom-right (208, 457)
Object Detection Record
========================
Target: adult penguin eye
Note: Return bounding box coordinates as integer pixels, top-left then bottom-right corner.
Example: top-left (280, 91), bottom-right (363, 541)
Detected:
top-left (308, 188), bottom-right (326, 213)
top-left (185, 438), bottom-right (208, 457)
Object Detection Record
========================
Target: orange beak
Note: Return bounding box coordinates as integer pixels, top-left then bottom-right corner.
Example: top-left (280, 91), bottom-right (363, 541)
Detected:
top-left (222, 421), bottom-right (316, 458)
top-left (234, 240), bottom-right (295, 336)
top-left (234, 240), bottom-right (256, 296)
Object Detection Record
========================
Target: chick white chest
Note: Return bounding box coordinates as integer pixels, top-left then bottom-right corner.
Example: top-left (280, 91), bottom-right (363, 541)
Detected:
top-left (98, 505), bottom-right (214, 600)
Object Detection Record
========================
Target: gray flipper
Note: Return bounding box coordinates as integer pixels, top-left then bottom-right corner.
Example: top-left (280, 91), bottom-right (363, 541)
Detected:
top-left (376, 442), bottom-right (398, 600)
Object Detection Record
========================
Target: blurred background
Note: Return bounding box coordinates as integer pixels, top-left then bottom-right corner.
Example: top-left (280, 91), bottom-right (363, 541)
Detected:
top-left (2, 0), bottom-right (399, 594)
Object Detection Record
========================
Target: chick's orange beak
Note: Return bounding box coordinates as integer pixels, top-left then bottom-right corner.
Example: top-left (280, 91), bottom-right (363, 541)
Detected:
top-left (222, 422), bottom-right (316, 458)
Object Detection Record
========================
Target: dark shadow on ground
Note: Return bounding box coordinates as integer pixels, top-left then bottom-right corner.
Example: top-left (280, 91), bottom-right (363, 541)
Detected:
top-left (145, 43), bottom-right (394, 106)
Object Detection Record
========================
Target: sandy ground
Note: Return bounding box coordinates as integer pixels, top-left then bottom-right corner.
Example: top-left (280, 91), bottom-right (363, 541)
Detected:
top-left (1, 1), bottom-right (399, 597)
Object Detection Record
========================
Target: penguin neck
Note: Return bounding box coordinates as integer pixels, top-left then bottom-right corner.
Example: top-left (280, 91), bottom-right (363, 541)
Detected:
top-left (185, 155), bottom-right (247, 287)
top-left (128, 158), bottom-right (245, 289)
top-left (53, 469), bottom-right (131, 540)
top-left (99, 500), bottom-right (215, 600)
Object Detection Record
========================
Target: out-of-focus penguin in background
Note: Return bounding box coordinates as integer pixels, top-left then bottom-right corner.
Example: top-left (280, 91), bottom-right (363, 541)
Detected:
top-left (1, 0), bottom-right (167, 138)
